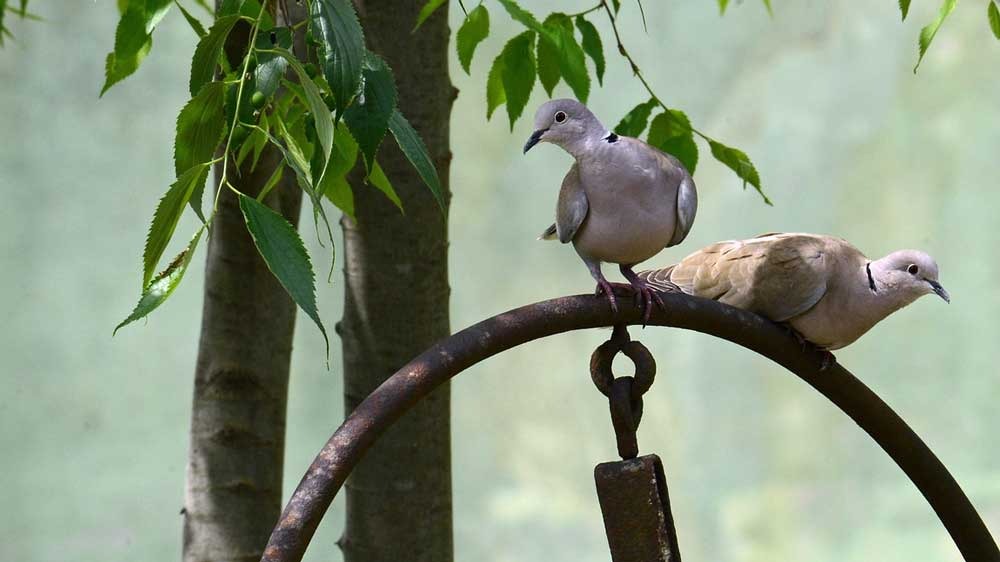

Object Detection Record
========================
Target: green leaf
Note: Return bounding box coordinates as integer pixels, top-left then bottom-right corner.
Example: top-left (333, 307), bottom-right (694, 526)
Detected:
top-left (322, 172), bottom-right (354, 218)
top-left (989, 1), bottom-right (1000, 40)
top-left (536, 18), bottom-right (561, 96)
top-left (614, 98), bottom-right (657, 137)
top-left (575, 16), bottom-right (604, 85)
top-left (238, 194), bottom-right (328, 351)
top-left (413, 0), bottom-right (446, 31)
top-left (101, 4), bottom-right (154, 95)
top-left (545, 15), bottom-right (589, 103)
top-left (145, 0), bottom-right (173, 31)
top-left (647, 110), bottom-right (698, 175)
top-left (143, 163), bottom-right (210, 287)
top-left (495, 0), bottom-right (545, 33)
top-left (115, 228), bottom-right (204, 335)
top-left (344, 53), bottom-right (398, 170)
top-left (311, 0), bottom-right (365, 117)
top-left (176, 2), bottom-right (207, 37)
top-left (914, 0), bottom-right (957, 73)
top-left (899, 0), bottom-right (911, 21)
top-left (456, 4), bottom-right (490, 74)
top-left (189, 14), bottom-right (239, 97)
top-left (718, 0), bottom-right (729, 15)
top-left (761, 0), bottom-right (772, 16)
top-left (369, 160), bottom-right (403, 211)
top-left (271, 113), bottom-right (314, 190)
top-left (611, 0), bottom-right (621, 13)
top-left (174, 80), bottom-right (226, 177)
top-left (500, 31), bottom-right (537, 130)
top-left (709, 140), bottom-right (770, 205)
top-left (486, 51), bottom-right (506, 120)
top-left (256, 161), bottom-right (284, 202)
top-left (388, 108), bottom-right (445, 209)
top-left (254, 27), bottom-right (292, 98)
top-left (271, 47), bottom-right (335, 183)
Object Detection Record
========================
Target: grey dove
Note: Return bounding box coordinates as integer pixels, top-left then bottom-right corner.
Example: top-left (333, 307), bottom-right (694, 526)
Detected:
top-left (523, 99), bottom-right (697, 323)
top-left (639, 233), bottom-right (949, 350)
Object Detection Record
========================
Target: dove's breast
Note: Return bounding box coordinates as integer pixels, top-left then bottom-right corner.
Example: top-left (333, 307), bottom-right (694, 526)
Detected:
top-left (572, 147), bottom-right (679, 265)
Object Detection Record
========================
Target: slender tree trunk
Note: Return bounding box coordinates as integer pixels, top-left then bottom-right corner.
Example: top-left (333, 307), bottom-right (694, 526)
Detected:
top-left (337, 2), bottom-right (456, 561)
top-left (182, 5), bottom-right (307, 561)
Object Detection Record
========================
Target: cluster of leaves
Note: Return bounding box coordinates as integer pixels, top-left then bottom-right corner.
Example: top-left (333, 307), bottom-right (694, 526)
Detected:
top-left (110, 0), bottom-right (443, 353)
top-left (427, 0), bottom-right (770, 202)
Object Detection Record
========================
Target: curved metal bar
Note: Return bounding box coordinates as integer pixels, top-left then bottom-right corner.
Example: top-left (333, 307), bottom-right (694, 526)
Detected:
top-left (262, 293), bottom-right (999, 562)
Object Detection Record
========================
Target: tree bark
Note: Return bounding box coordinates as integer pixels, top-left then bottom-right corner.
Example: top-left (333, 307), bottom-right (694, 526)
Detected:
top-left (337, 2), bottom-right (456, 561)
top-left (182, 5), bottom-right (307, 562)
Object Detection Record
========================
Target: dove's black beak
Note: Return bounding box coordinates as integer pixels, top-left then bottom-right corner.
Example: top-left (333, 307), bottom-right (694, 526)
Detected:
top-left (927, 279), bottom-right (950, 303)
top-left (523, 128), bottom-right (547, 153)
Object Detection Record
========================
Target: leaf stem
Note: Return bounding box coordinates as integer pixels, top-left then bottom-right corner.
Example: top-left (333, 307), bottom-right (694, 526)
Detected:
top-left (598, 0), bottom-right (712, 142)
top-left (568, 2), bottom-right (603, 18)
top-left (213, 0), bottom-right (268, 214)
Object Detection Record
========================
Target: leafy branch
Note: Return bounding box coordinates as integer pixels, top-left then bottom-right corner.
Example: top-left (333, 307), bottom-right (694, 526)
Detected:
top-left (108, 0), bottom-right (443, 346)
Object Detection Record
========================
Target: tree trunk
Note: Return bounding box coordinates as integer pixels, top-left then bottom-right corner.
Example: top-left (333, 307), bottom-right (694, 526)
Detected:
top-left (337, 2), bottom-right (456, 561)
top-left (182, 5), bottom-right (307, 562)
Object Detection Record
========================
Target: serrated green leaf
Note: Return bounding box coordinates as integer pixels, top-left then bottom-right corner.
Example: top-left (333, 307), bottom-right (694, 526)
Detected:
top-left (255, 161), bottom-right (284, 203)
top-left (388, 109), bottom-right (445, 210)
top-left (899, 0), bottom-right (912, 20)
top-left (575, 16), bottom-right (604, 85)
top-left (144, 0), bottom-right (172, 32)
top-left (495, 0), bottom-right (545, 33)
top-left (413, 0), bottom-right (446, 31)
top-left (344, 53), bottom-right (397, 171)
top-left (189, 14), bottom-right (239, 97)
top-left (486, 51), bottom-right (506, 119)
top-left (144, 163), bottom-right (210, 286)
top-left (501, 31), bottom-right (537, 129)
top-left (311, 0), bottom-right (365, 117)
top-left (989, 1), bottom-right (1000, 40)
top-left (101, 4), bottom-right (154, 95)
top-left (648, 110), bottom-right (698, 175)
top-left (456, 4), bottom-right (490, 74)
top-left (536, 18), bottom-right (561, 96)
top-left (709, 140), bottom-right (770, 205)
top-left (176, 2), bottom-right (206, 37)
top-left (369, 160), bottom-right (402, 211)
top-left (254, 27), bottom-right (292, 98)
top-left (115, 228), bottom-right (204, 335)
top-left (545, 15), bottom-right (589, 103)
top-left (614, 98), bottom-right (657, 137)
top-left (174, 81), bottom-right (226, 177)
top-left (322, 172), bottom-right (354, 218)
top-left (238, 194), bottom-right (328, 352)
top-left (914, 0), bottom-right (957, 73)
top-left (270, 47), bottom-right (334, 184)
top-left (271, 113), bottom-right (314, 189)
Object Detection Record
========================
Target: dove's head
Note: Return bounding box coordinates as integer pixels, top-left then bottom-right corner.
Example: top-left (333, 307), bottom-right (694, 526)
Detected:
top-left (872, 250), bottom-right (949, 304)
top-left (523, 99), bottom-right (605, 155)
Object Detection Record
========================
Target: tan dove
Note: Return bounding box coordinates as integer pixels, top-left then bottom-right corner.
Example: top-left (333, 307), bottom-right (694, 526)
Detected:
top-left (639, 233), bottom-right (949, 350)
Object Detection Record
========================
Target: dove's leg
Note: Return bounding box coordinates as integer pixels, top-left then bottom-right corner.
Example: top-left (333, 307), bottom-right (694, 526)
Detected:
top-left (780, 322), bottom-right (836, 370)
top-left (583, 258), bottom-right (624, 314)
top-left (620, 264), bottom-right (665, 326)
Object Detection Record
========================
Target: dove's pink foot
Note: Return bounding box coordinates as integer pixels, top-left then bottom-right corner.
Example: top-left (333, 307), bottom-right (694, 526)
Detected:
top-left (620, 265), bottom-right (666, 327)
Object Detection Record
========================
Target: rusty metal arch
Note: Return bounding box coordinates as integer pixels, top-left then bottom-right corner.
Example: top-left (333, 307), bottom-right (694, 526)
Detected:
top-left (262, 293), bottom-right (1000, 562)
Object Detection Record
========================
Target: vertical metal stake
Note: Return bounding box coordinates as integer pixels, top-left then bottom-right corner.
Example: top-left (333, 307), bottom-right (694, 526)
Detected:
top-left (594, 454), bottom-right (682, 562)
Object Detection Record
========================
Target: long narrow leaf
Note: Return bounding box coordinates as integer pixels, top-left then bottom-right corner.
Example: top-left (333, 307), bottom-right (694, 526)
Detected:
top-left (310, 0), bottom-right (365, 116)
top-left (914, 0), bottom-right (958, 73)
top-left (143, 163), bottom-right (210, 286)
top-left (388, 109), bottom-right (444, 210)
top-left (239, 194), bottom-right (328, 352)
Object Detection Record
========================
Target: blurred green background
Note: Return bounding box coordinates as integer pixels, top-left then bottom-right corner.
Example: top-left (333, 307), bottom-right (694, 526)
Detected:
top-left (2, 1), bottom-right (998, 561)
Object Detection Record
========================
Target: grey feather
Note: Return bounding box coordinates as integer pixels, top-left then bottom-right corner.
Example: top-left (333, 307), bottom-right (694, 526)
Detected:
top-left (555, 164), bottom-right (588, 244)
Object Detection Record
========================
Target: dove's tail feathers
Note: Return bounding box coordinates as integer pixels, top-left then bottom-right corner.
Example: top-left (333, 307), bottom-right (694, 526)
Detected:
top-left (538, 223), bottom-right (558, 241)
top-left (638, 265), bottom-right (682, 293)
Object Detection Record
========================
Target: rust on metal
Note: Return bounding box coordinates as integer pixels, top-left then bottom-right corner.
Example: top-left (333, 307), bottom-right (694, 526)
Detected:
top-left (595, 454), bottom-right (681, 562)
top-left (589, 325), bottom-right (656, 459)
top-left (260, 292), bottom-right (1000, 562)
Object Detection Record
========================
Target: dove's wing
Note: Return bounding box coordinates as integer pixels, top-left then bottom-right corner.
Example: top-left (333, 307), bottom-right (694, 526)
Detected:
top-left (647, 233), bottom-right (833, 322)
top-left (550, 163), bottom-right (589, 244)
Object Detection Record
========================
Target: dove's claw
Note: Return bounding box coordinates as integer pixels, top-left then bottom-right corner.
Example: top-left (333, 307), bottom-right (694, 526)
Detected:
top-left (594, 281), bottom-right (620, 314)
top-left (619, 265), bottom-right (666, 327)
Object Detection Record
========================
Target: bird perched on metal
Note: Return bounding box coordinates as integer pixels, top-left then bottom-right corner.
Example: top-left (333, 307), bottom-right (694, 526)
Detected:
top-left (638, 233), bottom-right (949, 350)
top-left (523, 99), bottom-right (698, 324)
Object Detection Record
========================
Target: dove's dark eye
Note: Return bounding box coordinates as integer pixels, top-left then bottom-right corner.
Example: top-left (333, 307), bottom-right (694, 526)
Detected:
top-left (554, 111), bottom-right (567, 123)
top-left (907, 264), bottom-right (919, 275)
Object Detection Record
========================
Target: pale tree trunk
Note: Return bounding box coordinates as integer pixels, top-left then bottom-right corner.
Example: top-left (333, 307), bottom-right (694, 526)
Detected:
top-left (337, 2), bottom-right (456, 561)
top-left (182, 4), bottom-right (307, 561)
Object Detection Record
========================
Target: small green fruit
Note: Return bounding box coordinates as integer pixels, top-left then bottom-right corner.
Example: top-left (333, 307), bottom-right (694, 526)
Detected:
top-left (250, 91), bottom-right (266, 109)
